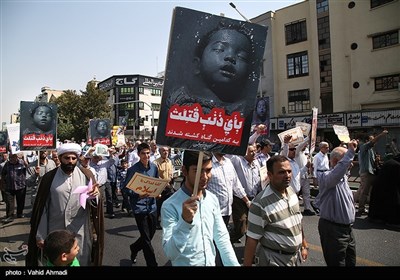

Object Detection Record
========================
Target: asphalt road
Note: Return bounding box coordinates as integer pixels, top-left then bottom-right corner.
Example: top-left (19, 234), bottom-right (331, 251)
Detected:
top-left (1, 188), bottom-right (399, 270)
top-left (102, 194), bottom-right (400, 267)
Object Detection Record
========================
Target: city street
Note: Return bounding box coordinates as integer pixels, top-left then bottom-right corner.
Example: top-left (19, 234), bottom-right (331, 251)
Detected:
top-left (102, 194), bottom-right (400, 267)
top-left (1, 188), bottom-right (399, 270)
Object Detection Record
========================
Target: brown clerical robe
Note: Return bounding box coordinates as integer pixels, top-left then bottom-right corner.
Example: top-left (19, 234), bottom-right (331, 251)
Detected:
top-left (26, 166), bottom-right (104, 266)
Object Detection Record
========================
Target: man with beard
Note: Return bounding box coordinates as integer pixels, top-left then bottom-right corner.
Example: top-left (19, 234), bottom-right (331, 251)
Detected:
top-left (26, 143), bottom-right (104, 266)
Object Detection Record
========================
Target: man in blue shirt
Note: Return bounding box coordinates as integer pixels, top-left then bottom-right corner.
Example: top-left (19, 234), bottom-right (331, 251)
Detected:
top-left (161, 150), bottom-right (239, 266)
top-left (122, 142), bottom-right (158, 266)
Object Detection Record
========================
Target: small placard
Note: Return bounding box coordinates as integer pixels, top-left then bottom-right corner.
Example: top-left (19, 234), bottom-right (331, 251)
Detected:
top-left (126, 173), bottom-right (170, 197)
top-left (277, 127), bottom-right (304, 146)
top-left (333, 125), bottom-right (350, 143)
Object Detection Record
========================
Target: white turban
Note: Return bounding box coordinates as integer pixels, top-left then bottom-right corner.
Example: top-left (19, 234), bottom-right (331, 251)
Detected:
top-left (57, 143), bottom-right (82, 156)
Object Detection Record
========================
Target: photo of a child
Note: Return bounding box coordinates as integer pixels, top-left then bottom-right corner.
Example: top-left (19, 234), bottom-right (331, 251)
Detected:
top-left (90, 119), bottom-right (111, 146)
top-left (19, 101), bottom-right (57, 150)
top-left (252, 97), bottom-right (270, 136)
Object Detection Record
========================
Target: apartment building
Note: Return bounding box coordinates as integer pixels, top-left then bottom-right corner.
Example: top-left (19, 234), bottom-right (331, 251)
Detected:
top-left (98, 74), bottom-right (163, 140)
top-left (254, 0), bottom-right (399, 154)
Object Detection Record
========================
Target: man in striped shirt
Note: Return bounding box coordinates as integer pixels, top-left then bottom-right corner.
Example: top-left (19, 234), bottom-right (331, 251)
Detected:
top-left (243, 155), bottom-right (309, 266)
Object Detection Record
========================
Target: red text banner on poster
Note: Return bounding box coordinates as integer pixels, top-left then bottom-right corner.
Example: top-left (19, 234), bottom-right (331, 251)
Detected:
top-left (93, 138), bottom-right (111, 146)
top-left (22, 134), bottom-right (54, 146)
top-left (165, 103), bottom-right (244, 146)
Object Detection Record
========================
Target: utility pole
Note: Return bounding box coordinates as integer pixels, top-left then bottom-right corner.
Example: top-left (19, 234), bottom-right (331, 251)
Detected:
top-left (229, 2), bottom-right (251, 22)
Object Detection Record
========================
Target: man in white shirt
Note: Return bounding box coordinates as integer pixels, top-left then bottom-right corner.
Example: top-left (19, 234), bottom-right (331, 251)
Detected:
top-left (312, 142), bottom-right (330, 212)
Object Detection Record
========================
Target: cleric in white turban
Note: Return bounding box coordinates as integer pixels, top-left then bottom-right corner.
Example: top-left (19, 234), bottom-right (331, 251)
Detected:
top-left (57, 142), bottom-right (82, 156)
top-left (27, 141), bottom-right (104, 267)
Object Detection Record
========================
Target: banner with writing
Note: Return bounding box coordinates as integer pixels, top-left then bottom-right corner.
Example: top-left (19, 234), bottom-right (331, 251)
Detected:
top-left (125, 173), bottom-right (170, 197)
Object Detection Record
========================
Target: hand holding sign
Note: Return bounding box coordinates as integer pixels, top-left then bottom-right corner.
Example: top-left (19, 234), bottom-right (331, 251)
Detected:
top-left (278, 127), bottom-right (304, 146)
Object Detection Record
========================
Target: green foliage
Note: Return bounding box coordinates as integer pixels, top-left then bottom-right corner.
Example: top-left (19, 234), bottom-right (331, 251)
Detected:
top-left (54, 80), bottom-right (111, 141)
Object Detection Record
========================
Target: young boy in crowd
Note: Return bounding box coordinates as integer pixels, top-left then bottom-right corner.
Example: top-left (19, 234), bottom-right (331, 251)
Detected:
top-left (44, 229), bottom-right (80, 266)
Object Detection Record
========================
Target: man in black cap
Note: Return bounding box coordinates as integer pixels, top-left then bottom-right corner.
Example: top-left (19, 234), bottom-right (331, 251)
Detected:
top-left (255, 139), bottom-right (275, 167)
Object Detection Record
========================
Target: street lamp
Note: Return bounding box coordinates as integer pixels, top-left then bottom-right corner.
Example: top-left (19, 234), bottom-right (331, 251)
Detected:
top-left (111, 100), bottom-right (155, 140)
top-left (229, 2), bottom-right (251, 22)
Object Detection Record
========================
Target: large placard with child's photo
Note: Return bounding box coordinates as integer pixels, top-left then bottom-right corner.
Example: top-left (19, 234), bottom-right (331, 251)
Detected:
top-left (157, 7), bottom-right (268, 155)
top-left (20, 101), bottom-right (57, 150)
top-left (0, 131), bottom-right (8, 153)
top-left (90, 118), bottom-right (111, 146)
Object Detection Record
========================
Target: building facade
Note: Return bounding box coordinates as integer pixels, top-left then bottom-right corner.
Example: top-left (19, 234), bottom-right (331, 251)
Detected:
top-left (97, 74), bottom-right (163, 140)
top-left (253, 0), bottom-right (399, 155)
top-left (37, 87), bottom-right (65, 103)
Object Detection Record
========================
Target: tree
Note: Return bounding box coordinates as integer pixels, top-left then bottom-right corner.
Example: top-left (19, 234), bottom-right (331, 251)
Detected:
top-left (55, 80), bottom-right (111, 141)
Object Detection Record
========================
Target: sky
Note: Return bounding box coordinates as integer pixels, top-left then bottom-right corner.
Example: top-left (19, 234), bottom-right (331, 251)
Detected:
top-left (1, 0), bottom-right (300, 126)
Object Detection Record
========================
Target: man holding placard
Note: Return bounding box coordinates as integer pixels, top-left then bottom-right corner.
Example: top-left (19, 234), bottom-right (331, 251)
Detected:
top-left (356, 129), bottom-right (388, 216)
top-left (121, 142), bottom-right (159, 266)
top-left (161, 150), bottom-right (239, 266)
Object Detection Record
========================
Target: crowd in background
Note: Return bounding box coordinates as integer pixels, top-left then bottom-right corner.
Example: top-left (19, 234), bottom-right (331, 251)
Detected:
top-left (0, 126), bottom-right (399, 266)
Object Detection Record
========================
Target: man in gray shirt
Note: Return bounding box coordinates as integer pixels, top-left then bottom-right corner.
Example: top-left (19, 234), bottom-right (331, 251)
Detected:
top-left (317, 139), bottom-right (358, 266)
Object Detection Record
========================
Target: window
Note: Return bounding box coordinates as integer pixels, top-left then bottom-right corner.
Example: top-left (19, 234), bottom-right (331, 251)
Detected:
top-left (372, 30), bottom-right (399, 49)
top-left (122, 103), bottom-right (135, 110)
top-left (127, 118), bottom-right (135, 127)
top-left (138, 102), bottom-right (144, 110)
top-left (138, 87), bottom-right (144, 94)
top-left (371, 0), bottom-right (394, 9)
top-left (348, 1), bottom-right (356, 9)
top-left (150, 89), bottom-right (162, 96)
top-left (317, 0), bottom-right (329, 13)
top-left (288, 89), bottom-right (310, 113)
top-left (285, 19), bottom-right (307, 45)
top-left (375, 74), bottom-right (400, 91)
top-left (152, 103), bottom-right (161, 111)
top-left (287, 51), bottom-right (309, 78)
top-left (120, 87), bottom-right (133, 95)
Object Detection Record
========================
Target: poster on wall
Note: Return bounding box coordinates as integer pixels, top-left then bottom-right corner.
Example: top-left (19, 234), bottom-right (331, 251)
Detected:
top-left (19, 101), bottom-right (57, 150)
top-left (156, 7), bottom-right (268, 155)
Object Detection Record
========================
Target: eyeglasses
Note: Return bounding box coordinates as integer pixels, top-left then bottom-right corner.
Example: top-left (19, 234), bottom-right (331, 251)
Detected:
top-left (289, 148), bottom-right (296, 151)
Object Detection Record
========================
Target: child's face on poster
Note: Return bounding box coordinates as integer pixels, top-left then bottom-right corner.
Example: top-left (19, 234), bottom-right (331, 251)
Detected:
top-left (33, 105), bottom-right (53, 131)
top-left (199, 29), bottom-right (251, 102)
top-left (96, 121), bottom-right (108, 136)
top-left (0, 133), bottom-right (6, 145)
top-left (256, 100), bottom-right (267, 118)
